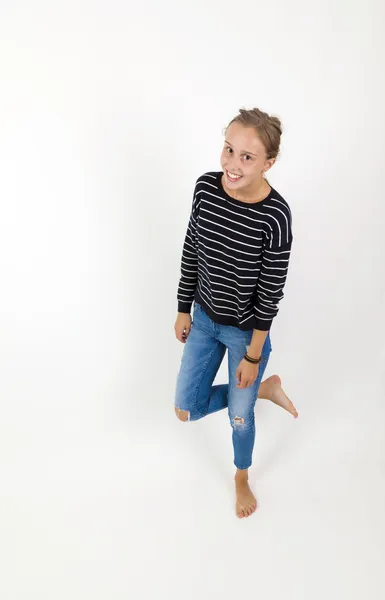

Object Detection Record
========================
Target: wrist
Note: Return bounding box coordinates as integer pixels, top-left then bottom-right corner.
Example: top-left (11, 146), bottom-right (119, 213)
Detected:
top-left (246, 346), bottom-right (263, 360)
top-left (244, 353), bottom-right (262, 365)
top-left (249, 330), bottom-right (268, 359)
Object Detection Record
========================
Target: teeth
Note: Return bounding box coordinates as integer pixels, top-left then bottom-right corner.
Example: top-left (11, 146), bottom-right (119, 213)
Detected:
top-left (228, 171), bottom-right (241, 179)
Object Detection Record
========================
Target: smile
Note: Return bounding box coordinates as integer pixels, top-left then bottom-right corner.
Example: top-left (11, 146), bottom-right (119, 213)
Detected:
top-left (226, 170), bottom-right (243, 181)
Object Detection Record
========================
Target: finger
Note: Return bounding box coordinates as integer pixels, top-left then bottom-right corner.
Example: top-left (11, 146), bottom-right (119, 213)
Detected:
top-left (239, 371), bottom-right (245, 389)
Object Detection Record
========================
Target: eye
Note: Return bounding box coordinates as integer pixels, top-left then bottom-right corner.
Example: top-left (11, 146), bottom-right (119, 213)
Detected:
top-left (242, 154), bottom-right (252, 161)
top-left (225, 147), bottom-right (233, 154)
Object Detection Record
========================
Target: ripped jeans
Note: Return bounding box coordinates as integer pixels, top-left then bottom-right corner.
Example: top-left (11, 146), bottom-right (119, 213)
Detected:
top-left (174, 302), bottom-right (272, 470)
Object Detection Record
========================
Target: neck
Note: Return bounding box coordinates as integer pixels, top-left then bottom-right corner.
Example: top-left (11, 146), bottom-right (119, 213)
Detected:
top-left (223, 175), bottom-right (270, 204)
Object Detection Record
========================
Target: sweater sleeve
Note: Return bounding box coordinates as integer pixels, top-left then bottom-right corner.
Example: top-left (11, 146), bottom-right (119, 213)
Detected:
top-left (253, 205), bottom-right (293, 331)
top-left (177, 181), bottom-right (200, 313)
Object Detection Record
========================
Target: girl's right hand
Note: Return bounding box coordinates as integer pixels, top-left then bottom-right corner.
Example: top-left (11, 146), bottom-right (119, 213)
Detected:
top-left (174, 313), bottom-right (192, 343)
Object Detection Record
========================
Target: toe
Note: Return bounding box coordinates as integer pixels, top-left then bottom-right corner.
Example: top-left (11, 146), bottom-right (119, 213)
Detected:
top-left (287, 398), bottom-right (298, 417)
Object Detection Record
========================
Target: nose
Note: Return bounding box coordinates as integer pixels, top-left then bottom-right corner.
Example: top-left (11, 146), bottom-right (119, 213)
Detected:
top-left (224, 161), bottom-right (236, 172)
top-left (226, 157), bottom-right (242, 174)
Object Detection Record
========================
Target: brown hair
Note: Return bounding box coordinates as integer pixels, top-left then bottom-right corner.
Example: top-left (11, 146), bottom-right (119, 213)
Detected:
top-left (225, 107), bottom-right (282, 160)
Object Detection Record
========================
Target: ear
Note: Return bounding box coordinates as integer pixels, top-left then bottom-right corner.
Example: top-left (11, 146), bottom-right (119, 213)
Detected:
top-left (263, 158), bottom-right (276, 173)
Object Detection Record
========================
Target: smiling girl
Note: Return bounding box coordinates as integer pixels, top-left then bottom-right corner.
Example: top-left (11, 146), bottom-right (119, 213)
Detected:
top-left (174, 107), bottom-right (298, 518)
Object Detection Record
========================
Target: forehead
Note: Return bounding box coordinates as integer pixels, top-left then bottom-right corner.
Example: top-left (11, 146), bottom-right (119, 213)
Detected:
top-left (225, 122), bottom-right (265, 155)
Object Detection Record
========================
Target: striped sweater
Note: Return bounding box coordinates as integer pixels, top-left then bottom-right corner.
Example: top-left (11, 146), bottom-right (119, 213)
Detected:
top-left (177, 171), bottom-right (293, 331)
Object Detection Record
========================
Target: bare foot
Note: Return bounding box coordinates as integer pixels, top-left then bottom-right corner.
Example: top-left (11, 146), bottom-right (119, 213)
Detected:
top-left (260, 375), bottom-right (298, 418)
top-left (235, 475), bottom-right (257, 518)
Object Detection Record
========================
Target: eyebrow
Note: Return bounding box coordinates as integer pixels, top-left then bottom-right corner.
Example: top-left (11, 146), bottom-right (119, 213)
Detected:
top-left (224, 140), bottom-right (258, 157)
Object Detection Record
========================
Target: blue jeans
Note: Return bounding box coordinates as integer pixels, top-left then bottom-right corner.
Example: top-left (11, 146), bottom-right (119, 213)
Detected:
top-left (174, 302), bottom-right (272, 470)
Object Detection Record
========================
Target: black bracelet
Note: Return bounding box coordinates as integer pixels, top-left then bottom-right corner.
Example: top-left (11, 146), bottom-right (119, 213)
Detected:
top-left (244, 353), bottom-right (262, 364)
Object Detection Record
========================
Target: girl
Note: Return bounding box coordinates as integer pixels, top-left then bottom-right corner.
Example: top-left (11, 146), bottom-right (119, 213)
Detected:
top-left (174, 108), bottom-right (298, 519)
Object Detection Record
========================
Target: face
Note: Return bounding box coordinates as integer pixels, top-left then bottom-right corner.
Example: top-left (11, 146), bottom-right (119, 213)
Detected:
top-left (220, 121), bottom-right (275, 192)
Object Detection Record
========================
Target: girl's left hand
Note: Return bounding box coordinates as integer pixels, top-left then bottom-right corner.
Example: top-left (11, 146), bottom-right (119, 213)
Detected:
top-left (236, 359), bottom-right (260, 389)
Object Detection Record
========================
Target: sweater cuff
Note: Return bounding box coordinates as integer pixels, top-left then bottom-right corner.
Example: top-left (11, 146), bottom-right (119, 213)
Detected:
top-left (178, 300), bottom-right (193, 314)
top-left (254, 316), bottom-right (272, 332)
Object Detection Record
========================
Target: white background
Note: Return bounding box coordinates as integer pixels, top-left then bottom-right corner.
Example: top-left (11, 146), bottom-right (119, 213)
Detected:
top-left (1, 1), bottom-right (384, 598)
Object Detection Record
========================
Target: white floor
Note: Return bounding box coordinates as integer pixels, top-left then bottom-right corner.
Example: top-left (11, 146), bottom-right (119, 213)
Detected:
top-left (0, 369), bottom-right (384, 600)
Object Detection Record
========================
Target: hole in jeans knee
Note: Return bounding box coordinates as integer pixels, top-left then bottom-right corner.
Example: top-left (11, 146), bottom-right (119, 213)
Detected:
top-left (233, 416), bottom-right (244, 426)
top-left (175, 406), bottom-right (190, 422)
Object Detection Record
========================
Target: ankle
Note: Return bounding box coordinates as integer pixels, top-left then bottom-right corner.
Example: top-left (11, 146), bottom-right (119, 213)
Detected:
top-left (235, 469), bottom-right (249, 484)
